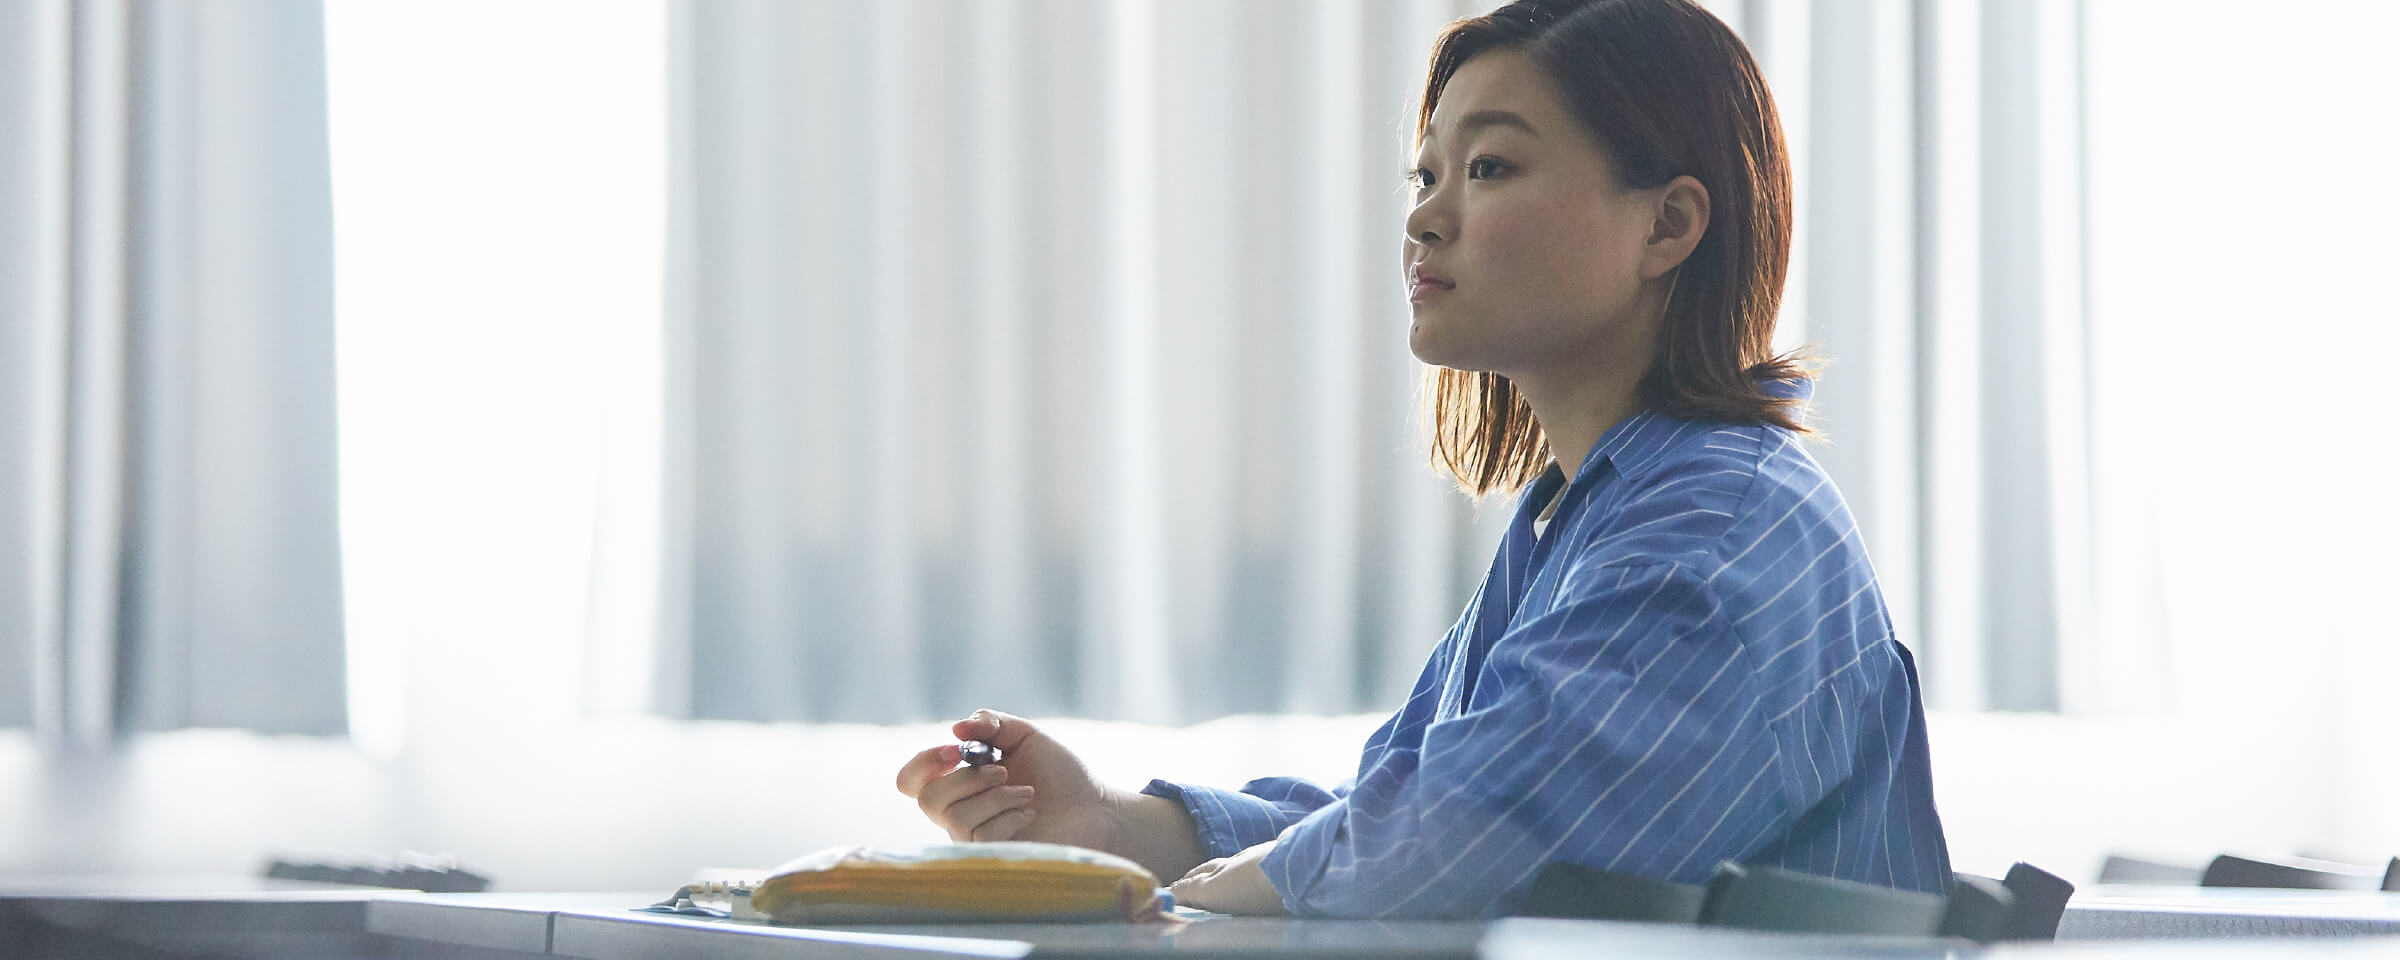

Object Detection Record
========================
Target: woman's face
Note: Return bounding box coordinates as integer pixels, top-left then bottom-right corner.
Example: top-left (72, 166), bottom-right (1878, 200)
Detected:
top-left (1403, 48), bottom-right (1663, 378)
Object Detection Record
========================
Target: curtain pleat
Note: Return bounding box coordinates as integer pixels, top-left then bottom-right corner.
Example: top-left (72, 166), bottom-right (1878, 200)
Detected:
top-left (0, 0), bottom-right (75, 732)
top-left (0, 0), bottom-right (346, 740)
top-left (665, 0), bottom-right (1499, 724)
top-left (1750, 0), bottom-right (2095, 713)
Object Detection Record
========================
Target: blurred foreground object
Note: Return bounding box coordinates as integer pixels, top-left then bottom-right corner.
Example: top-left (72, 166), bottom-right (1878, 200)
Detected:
top-left (263, 851), bottom-right (489, 892)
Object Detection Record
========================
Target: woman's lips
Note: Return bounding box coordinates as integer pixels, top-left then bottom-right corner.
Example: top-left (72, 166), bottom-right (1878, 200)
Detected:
top-left (1408, 266), bottom-right (1454, 303)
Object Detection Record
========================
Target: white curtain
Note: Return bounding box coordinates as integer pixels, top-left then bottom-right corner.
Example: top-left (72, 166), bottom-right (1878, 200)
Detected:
top-left (0, 0), bottom-right (346, 741)
top-left (649, 0), bottom-right (2099, 723)
top-left (654, 0), bottom-right (1500, 725)
top-left (1715, 0), bottom-right (2099, 712)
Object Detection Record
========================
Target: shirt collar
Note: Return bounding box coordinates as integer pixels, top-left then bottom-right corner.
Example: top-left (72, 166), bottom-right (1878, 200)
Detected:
top-left (1544, 376), bottom-right (1816, 498)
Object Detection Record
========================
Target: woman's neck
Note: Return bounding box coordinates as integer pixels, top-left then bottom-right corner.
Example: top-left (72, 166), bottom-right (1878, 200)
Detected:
top-left (1514, 372), bottom-right (1643, 486)
top-left (1513, 288), bottom-right (1669, 484)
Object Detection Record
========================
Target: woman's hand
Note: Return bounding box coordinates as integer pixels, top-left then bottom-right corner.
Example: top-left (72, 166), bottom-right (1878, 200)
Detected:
top-left (1172, 840), bottom-right (1288, 915)
top-left (895, 707), bottom-right (1213, 882)
top-left (895, 709), bottom-right (1118, 850)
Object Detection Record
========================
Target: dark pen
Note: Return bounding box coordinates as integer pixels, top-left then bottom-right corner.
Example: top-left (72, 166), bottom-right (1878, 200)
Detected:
top-left (960, 740), bottom-right (1004, 767)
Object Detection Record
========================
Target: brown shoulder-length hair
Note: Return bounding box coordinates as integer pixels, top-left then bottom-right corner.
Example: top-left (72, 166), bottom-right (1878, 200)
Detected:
top-left (1417, 0), bottom-right (1811, 499)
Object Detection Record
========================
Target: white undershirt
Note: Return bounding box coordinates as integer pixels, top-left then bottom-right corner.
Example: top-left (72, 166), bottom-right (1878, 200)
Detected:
top-left (1531, 480), bottom-right (1569, 540)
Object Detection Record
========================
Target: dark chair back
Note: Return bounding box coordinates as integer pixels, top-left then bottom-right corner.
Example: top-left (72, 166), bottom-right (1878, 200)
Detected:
top-left (1519, 862), bottom-right (1708, 924)
top-left (2096, 854), bottom-right (2202, 885)
top-left (1518, 859), bottom-right (2075, 944)
top-left (1936, 873), bottom-right (2012, 941)
top-left (2202, 853), bottom-right (2390, 891)
top-left (1997, 862), bottom-right (2076, 940)
top-left (1698, 863), bottom-right (1948, 937)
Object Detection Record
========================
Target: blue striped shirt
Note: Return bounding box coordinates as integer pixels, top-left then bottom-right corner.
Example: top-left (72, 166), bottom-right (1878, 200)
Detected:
top-left (1144, 379), bottom-right (1950, 917)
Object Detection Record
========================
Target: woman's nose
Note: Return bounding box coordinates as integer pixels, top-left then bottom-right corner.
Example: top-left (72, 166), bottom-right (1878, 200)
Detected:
top-left (1404, 205), bottom-right (1445, 247)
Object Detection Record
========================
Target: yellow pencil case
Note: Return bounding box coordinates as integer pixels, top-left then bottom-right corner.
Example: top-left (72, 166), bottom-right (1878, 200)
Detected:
top-left (749, 842), bottom-right (1169, 925)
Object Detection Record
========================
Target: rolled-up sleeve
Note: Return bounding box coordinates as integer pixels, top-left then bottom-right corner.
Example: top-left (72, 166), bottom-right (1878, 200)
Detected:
top-left (1140, 776), bottom-right (1348, 860)
top-left (1259, 559), bottom-right (1789, 919)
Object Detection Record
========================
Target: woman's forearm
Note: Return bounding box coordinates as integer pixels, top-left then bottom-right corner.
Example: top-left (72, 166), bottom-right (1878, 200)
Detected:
top-left (1105, 789), bottom-right (1210, 882)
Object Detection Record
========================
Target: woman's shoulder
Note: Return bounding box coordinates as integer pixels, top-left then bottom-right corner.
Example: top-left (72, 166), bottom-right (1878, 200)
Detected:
top-left (1580, 408), bottom-right (1838, 568)
top-left (1606, 410), bottom-right (1803, 503)
top-left (1612, 377), bottom-right (1813, 483)
top-left (1626, 413), bottom-right (1871, 599)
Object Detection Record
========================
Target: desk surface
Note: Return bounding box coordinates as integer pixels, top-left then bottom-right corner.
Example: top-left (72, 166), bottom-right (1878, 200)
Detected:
top-left (1488, 917), bottom-right (2400, 959)
top-left (367, 886), bottom-right (2400, 959)
top-left (375, 894), bottom-right (1489, 959)
top-left (369, 892), bottom-right (637, 954)
top-left (564, 908), bottom-right (1485, 959)
top-left (2062, 887), bottom-right (2400, 939)
top-left (12, 880), bottom-right (2400, 959)
top-left (378, 897), bottom-right (1965, 960)
top-left (0, 877), bottom-right (392, 959)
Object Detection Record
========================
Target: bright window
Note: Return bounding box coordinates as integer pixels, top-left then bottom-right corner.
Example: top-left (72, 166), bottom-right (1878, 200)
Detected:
top-left (2083, 0), bottom-right (2400, 720)
top-left (325, 0), bottom-right (665, 752)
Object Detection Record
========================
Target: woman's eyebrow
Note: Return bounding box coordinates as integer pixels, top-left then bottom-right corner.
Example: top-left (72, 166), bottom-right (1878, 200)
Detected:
top-left (1422, 109), bottom-right (1539, 146)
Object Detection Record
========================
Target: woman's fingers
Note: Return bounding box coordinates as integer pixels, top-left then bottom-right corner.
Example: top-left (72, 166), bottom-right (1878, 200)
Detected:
top-left (894, 743), bottom-right (963, 799)
top-left (945, 784), bottom-right (1037, 838)
top-left (911, 763), bottom-right (1043, 839)
top-left (916, 762), bottom-right (1009, 816)
top-left (969, 805), bottom-right (1039, 842)
top-left (1171, 846), bottom-right (1285, 915)
top-left (1179, 858), bottom-right (1228, 882)
top-left (951, 708), bottom-right (1039, 752)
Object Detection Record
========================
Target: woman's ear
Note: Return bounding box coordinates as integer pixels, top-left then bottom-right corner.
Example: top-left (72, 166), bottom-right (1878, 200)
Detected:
top-left (1642, 175), bottom-right (1711, 279)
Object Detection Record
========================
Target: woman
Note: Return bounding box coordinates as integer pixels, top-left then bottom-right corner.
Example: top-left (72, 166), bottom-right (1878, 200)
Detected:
top-left (894, 0), bottom-right (1949, 918)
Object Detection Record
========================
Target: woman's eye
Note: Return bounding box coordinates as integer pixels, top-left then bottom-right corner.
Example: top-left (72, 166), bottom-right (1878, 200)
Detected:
top-left (1467, 156), bottom-right (1506, 180)
top-left (1404, 166), bottom-right (1434, 190)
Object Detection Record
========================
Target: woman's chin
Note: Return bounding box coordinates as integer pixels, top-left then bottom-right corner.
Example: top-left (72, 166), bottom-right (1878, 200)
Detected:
top-left (1408, 323), bottom-right (1479, 370)
top-left (1407, 319), bottom-right (1447, 366)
